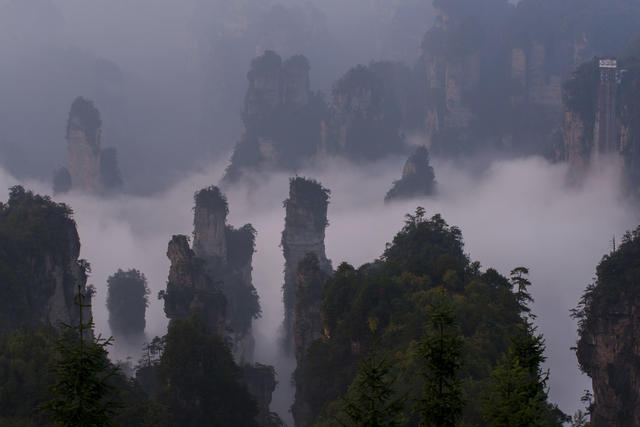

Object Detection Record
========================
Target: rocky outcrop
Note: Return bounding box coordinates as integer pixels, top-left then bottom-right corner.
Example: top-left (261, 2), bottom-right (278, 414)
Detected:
top-left (67, 97), bottom-right (102, 193)
top-left (224, 51), bottom-right (324, 182)
top-left (242, 364), bottom-right (279, 427)
top-left (291, 252), bottom-right (330, 427)
top-left (191, 186), bottom-right (259, 362)
top-left (385, 146), bottom-right (437, 202)
top-left (161, 235), bottom-right (227, 337)
top-left (0, 186), bottom-right (91, 333)
top-left (575, 228), bottom-right (640, 426)
top-left (281, 177), bottom-right (331, 353)
top-left (62, 97), bottom-right (123, 195)
top-left (320, 63), bottom-right (407, 160)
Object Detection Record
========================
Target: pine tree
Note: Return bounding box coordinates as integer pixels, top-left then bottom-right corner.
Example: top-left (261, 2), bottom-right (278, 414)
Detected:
top-left (42, 284), bottom-right (119, 426)
top-left (416, 289), bottom-right (464, 427)
top-left (483, 322), bottom-right (549, 427)
top-left (337, 343), bottom-right (404, 427)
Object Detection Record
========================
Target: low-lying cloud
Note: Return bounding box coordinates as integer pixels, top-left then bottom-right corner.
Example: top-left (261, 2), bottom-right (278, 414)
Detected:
top-left (1, 154), bottom-right (636, 421)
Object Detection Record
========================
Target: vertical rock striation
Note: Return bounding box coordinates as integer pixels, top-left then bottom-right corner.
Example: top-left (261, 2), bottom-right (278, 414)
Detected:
top-left (192, 186), bottom-right (260, 362)
top-left (291, 252), bottom-right (331, 426)
top-left (281, 177), bottom-right (331, 353)
top-left (66, 97), bottom-right (103, 193)
top-left (575, 229), bottom-right (640, 426)
top-left (61, 97), bottom-right (123, 195)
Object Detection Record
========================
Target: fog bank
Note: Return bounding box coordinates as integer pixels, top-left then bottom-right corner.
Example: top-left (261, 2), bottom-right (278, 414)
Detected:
top-left (0, 154), bottom-right (635, 420)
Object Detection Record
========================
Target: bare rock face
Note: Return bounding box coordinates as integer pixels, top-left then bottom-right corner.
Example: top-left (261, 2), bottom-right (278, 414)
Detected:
top-left (385, 146), bottom-right (437, 202)
top-left (0, 186), bottom-right (92, 333)
top-left (193, 186), bottom-right (228, 263)
top-left (281, 177), bottom-right (331, 352)
top-left (179, 186), bottom-right (259, 362)
top-left (63, 97), bottom-right (123, 195)
top-left (291, 252), bottom-right (331, 427)
top-left (67, 97), bottom-right (102, 193)
top-left (162, 235), bottom-right (227, 337)
top-left (576, 230), bottom-right (640, 426)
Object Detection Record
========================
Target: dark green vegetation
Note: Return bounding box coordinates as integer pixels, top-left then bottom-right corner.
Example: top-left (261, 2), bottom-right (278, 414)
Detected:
top-left (43, 286), bottom-right (119, 426)
top-left (106, 269), bottom-right (149, 341)
top-left (294, 209), bottom-right (565, 425)
top-left (152, 316), bottom-right (259, 427)
top-left (68, 97), bottom-right (102, 149)
top-left (573, 227), bottom-right (640, 425)
top-left (0, 186), bottom-right (87, 333)
top-left (0, 186), bottom-right (264, 426)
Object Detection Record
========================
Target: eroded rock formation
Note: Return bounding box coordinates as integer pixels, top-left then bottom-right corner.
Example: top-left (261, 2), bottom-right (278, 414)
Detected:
top-left (242, 364), bottom-right (279, 427)
top-left (60, 97), bottom-right (123, 195)
top-left (320, 63), bottom-right (409, 160)
top-left (0, 186), bottom-right (92, 333)
top-left (291, 252), bottom-right (330, 427)
top-left (281, 177), bottom-right (331, 353)
top-left (576, 228), bottom-right (640, 426)
top-left (192, 186), bottom-right (260, 362)
top-left (162, 235), bottom-right (227, 337)
top-left (224, 51), bottom-right (325, 182)
top-left (385, 146), bottom-right (436, 202)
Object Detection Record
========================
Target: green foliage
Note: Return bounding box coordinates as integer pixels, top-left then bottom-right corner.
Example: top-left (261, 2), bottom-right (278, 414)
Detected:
top-left (0, 186), bottom-right (82, 333)
top-left (483, 322), bottom-right (552, 427)
top-left (336, 345), bottom-right (404, 427)
top-left (573, 227), bottom-right (640, 342)
top-left (294, 210), bottom-right (550, 425)
top-left (0, 326), bottom-right (57, 426)
top-left (157, 317), bottom-right (259, 427)
top-left (416, 290), bottom-right (464, 427)
top-left (194, 186), bottom-right (228, 217)
top-left (43, 286), bottom-right (119, 426)
top-left (106, 269), bottom-right (149, 340)
top-left (284, 177), bottom-right (331, 232)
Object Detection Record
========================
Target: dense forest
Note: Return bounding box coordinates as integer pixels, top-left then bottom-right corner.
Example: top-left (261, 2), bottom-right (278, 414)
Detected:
top-left (1, 0), bottom-right (640, 425)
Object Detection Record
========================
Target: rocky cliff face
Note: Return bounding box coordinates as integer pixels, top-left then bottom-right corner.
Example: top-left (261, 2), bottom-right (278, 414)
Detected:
top-left (67, 97), bottom-right (102, 193)
top-left (63, 97), bottom-right (123, 195)
top-left (162, 235), bottom-right (227, 337)
top-left (191, 186), bottom-right (259, 362)
top-left (320, 63), bottom-right (407, 160)
top-left (575, 228), bottom-right (640, 426)
top-left (224, 51), bottom-right (324, 182)
top-left (385, 146), bottom-right (437, 202)
top-left (291, 252), bottom-right (330, 427)
top-left (281, 177), bottom-right (331, 353)
top-left (559, 56), bottom-right (640, 191)
top-left (0, 186), bottom-right (91, 333)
